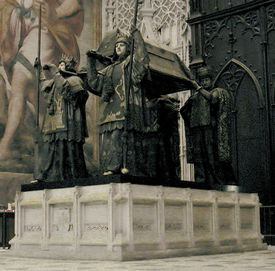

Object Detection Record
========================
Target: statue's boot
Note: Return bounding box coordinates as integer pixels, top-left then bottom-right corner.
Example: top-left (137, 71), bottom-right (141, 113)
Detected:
top-left (103, 171), bottom-right (113, 175)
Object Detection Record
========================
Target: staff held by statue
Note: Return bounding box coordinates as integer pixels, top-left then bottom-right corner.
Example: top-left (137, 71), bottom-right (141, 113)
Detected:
top-left (122, 0), bottom-right (141, 174)
top-left (34, 4), bottom-right (42, 179)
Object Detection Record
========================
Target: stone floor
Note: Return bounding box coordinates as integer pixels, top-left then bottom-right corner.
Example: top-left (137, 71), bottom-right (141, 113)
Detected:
top-left (0, 247), bottom-right (275, 271)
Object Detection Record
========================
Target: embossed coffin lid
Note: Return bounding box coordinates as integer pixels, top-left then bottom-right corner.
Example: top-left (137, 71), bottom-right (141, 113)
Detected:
top-left (95, 30), bottom-right (194, 96)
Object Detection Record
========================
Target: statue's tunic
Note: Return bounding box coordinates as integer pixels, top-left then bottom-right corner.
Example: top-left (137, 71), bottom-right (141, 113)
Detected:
top-left (181, 87), bottom-right (233, 184)
top-left (41, 73), bottom-right (88, 142)
top-left (89, 31), bottom-right (165, 175)
top-left (96, 56), bottom-right (151, 175)
top-left (37, 71), bottom-right (88, 181)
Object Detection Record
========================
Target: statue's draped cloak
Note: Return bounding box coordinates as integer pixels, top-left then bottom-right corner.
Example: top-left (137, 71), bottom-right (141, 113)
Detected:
top-left (37, 71), bottom-right (88, 181)
top-left (41, 73), bottom-right (88, 142)
top-left (89, 31), bottom-right (168, 175)
top-left (181, 87), bottom-right (232, 164)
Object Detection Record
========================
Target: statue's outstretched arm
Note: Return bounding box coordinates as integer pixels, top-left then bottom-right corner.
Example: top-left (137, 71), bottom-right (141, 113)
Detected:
top-left (190, 79), bottom-right (215, 102)
top-left (86, 51), bottom-right (102, 96)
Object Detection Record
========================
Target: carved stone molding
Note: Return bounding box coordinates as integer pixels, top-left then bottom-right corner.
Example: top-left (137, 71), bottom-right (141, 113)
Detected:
top-left (10, 184), bottom-right (266, 260)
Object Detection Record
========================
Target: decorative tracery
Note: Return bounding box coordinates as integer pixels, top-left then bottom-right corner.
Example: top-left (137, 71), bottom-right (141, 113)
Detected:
top-left (152, 0), bottom-right (186, 30)
top-left (103, 0), bottom-right (189, 55)
top-left (116, 0), bottom-right (143, 30)
top-left (267, 4), bottom-right (275, 33)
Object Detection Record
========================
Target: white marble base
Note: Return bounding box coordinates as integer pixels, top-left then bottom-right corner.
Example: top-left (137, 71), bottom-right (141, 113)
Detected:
top-left (10, 183), bottom-right (266, 260)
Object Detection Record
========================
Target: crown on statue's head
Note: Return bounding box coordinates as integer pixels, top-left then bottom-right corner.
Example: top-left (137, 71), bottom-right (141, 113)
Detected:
top-left (197, 66), bottom-right (213, 79)
top-left (59, 54), bottom-right (77, 70)
top-left (115, 30), bottom-right (129, 46)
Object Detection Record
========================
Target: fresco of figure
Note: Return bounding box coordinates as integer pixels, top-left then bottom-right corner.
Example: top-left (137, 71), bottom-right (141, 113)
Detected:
top-left (180, 66), bottom-right (237, 186)
top-left (86, 27), bottom-right (163, 176)
top-left (0, 0), bottom-right (84, 161)
top-left (0, 57), bottom-right (8, 127)
top-left (36, 55), bottom-right (88, 182)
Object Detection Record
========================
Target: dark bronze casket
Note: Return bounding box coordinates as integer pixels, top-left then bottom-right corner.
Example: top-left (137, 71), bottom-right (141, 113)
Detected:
top-left (94, 30), bottom-right (193, 97)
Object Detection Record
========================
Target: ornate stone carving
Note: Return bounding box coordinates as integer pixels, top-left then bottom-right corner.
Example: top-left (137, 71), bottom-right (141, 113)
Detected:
top-left (102, 0), bottom-right (189, 57)
top-left (152, 0), bottom-right (186, 28)
top-left (165, 222), bottom-right (182, 231)
top-left (116, 0), bottom-right (142, 30)
top-left (105, 0), bottom-right (116, 30)
top-left (84, 224), bottom-right (108, 231)
top-left (216, 62), bottom-right (246, 93)
top-left (203, 19), bottom-right (227, 60)
top-left (267, 4), bottom-right (275, 33)
top-left (11, 184), bottom-right (266, 260)
top-left (24, 225), bottom-right (42, 232)
top-left (204, 11), bottom-right (260, 61)
top-left (50, 205), bottom-right (74, 235)
top-left (234, 11), bottom-right (260, 38)
top-left (133, 223), bottom-right (152, 231)
top-left (214, 59), bottom-right (265, 108)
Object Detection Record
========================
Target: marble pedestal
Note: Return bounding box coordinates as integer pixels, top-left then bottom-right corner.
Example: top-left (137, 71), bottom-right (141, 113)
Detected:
top-left (10, 183), bottom-right (266, 260)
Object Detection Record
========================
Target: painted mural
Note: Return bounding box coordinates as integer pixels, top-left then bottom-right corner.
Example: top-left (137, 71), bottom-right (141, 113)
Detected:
top-left (0, 0), bottom-right (95, 174)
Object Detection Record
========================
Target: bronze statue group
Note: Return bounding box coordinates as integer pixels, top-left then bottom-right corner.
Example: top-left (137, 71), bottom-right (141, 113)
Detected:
top-left (35, 27), bottom-right (181, 182)
top-left (0, 0), bottom-right (237, 187)
top-left (33, 26), bottom-right (237, 187)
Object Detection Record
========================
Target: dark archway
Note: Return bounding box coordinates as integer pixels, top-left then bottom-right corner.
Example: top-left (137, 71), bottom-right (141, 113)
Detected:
top-left (214, 59), bottom-right (268, 195)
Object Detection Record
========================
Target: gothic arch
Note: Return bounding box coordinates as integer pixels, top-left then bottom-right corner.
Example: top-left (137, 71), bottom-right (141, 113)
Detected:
top-left (213, 58), bottom-right (267, 190)
top-left (213, 58), bottom-right (264, 108)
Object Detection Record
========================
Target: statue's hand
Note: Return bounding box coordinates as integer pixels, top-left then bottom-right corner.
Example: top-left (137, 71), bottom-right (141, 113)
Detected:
top-left (103, 95), bottom-right (111, 103)
top-left (130, 24), bottom-right (138, 35)
top-left (34, 57), bottom-right (41, 69)
top-left (86, 50), bottom-right (98, 58)
top-left (191, 80), bottom-right (201, 91)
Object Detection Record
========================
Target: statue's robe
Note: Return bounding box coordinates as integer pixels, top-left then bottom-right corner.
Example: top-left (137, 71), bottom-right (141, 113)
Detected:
top-left (180, 87), bottom-right (235, 185)
top-left (37, 71), bottom-right (88, 181)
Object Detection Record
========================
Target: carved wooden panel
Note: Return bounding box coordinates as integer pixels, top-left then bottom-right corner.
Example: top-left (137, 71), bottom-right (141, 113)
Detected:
top-left (215, 59), bottom-right (266, 193)
top-left (266, 4), bottom-right (275, 187)
top-left (203, 18), bottom-right (230, 74)
top-left (190, 2), bottom-right (274, 198)
top-left (193, 0), bottom-right (255, 16)
top-left (202, 9), bottom-right (263, 77)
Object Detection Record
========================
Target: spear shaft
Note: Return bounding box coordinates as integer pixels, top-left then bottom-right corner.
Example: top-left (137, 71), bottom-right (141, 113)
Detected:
top-left (34, 4), bottom-right (42, 179)
top-left (122, 0), bottom-right (140, 172)
top-left (36, 4), bottom-right (41, 128)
